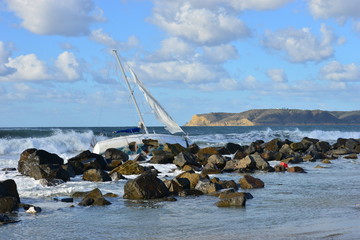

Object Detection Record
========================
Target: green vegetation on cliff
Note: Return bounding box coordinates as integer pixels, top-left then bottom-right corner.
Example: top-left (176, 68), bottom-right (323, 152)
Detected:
top-left (185, 109), bottom-right (360, 126)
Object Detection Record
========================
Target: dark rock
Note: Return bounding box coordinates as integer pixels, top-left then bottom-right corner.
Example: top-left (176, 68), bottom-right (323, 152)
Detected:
top-left (210, 178), bottom-right (238, 191)
top-left (18, 149), bottom-right (69, 181)
top-left (0, 197), bottom-right (19, 213)
top-left (104, 148), bottom-right (129, 162)
top-left (103, 193), bottom-right (119, 198)
top-left (133, 153), bottom-right (147, 162)
top-left (105, 160), bottom-right (122, 171)
top-left (279, 144), bottom-right (295, 158)
top-left (61, 164), bottom-right (76, 178)
top-left (1, 168), bottom-right (16, 172)
top-left (196, 147), bottom-right (220, 165)
top-left (245, 141), bottom-right (263, 155)
top-left (163, 143), bottom-right (186, 155)
top-left (316, 141), bottom-right (331, 153)
top-left (83, 169), bottom-right (111, 182)
top-left (175, 171), bottom-right (201, 189)
top-left (0, 214), bottom-right (19, 224)
top-left (233, 149), bottom-right (247, 160)
top-left (235, 155), bottom-right (256, 170)
top-left (67, 150), bottom-right (107, 173)
top-left (264, 138), bottom-right (284, 152)
top-left (344, 154), bottom-right (358, 159)
top-left (287, 166), bottom-right (306, 173)
top-left (188, 143), bottom-right (200, 154)
top-left (0, 179), bottom-right (20, 203)
top-left (109, 160), bottom-right (146, 175)
top-left (78, 188), bottom-right (111, 206)
top-left (274, 164), bottom-right (286, 172)
top-left (239, 175), bottom-right (265, 189)
top-left (206, 154), bottom-right (226, 169)
top-left (178, 189), bottom-right (204, 197)
top-left (173, 152), bottom-right (200, 168)
top-left (281, 156), bottom-right (303, 164)
top-left (110, 172), bottom-right (126, 181)
top-left (39, 178), bottom-right (65, 187)
top-left (53, 197), bottom-right (74, 202)
top-left (215, 197), bottom-right (246, 207)
top-left (150, 150), bottom-right (174, 164)
top-left (224, 143), bottom-right (243, 154)
top-left (123, 171), bottom-right (169, 199)
top-left (290, 142), bottom-right (306, 152)
top-left (25, 206), bottom-right (42, 214)
top-left (164, 179), bottom-right (184, 195)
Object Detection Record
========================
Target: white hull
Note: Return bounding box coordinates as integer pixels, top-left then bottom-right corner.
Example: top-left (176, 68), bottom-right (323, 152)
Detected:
top-left (92, 133), bottom-right (188, 154)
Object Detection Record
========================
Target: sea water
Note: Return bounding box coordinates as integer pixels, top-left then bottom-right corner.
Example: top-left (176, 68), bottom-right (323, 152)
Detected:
top-left (1, 126), bottom-right (360, 239)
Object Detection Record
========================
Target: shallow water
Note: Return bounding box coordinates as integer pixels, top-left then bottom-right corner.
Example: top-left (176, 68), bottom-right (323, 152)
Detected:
top-left (1, 126), bottom-right (360, 239)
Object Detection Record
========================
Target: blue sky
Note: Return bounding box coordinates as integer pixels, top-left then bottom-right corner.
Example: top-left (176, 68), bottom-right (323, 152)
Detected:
top-left (0, 0), bottom-right (360, 127)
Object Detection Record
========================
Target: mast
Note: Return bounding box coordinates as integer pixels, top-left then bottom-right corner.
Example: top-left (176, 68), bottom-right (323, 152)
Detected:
top-left (112, 50), bottom-right (149, 134)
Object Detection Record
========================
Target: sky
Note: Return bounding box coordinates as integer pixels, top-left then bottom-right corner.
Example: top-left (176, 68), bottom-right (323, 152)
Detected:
top-left (0, 0), bottom-right (360, 127)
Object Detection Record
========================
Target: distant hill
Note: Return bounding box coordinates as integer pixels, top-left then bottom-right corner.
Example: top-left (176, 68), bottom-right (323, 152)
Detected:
top-left (185, 109), bottom-right (360, 126)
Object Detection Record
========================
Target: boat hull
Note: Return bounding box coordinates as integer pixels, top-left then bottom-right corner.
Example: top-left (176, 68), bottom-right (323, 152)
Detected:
top-left (92, 133), bottom-right (188, 154)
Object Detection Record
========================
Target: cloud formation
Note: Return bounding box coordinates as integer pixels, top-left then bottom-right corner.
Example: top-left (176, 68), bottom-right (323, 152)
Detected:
top-left (309, 0), bottom-right (360, 22)
top-left (320, 61), bottom-right (360, 81)
top-left (267, 68), bottom-right (288, 82)
top-left (263, 24), bottom-right (335, 62)
top-left (5, 0), bottom-right (104, 36)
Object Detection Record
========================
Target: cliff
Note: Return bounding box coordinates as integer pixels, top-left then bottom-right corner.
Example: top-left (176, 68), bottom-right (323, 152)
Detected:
top-left (185, 109), bottom-right (360, 126)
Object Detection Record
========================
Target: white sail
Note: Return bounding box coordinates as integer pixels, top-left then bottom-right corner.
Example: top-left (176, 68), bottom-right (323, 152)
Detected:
top-left (128, 66), bottom-right (185, 134)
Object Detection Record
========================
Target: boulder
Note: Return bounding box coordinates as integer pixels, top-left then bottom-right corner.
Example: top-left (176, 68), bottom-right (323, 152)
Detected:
top-left (251, 154), bottom-right (270, 170)
top-left (104, 148), bottom-right (129, 162)
top-left (210, 178), bottom-right (238, 190)
top-left (173, 152), bottom-right (200, 168)
top-left (263, 138), bottom-right (284, 152)
top-left (83, 169), bottom-right (111, 182)
top-left (235, 155), bottom-right (256, 170)
top-left (163, 143), bottom-right (186, 155)
top-left (196, 147), bottom-right (220, 165)
top-left (164, 179), bottom-right (184, 195)
top-left (222, 159), bottom-right (239, 172)
top-left (0, 179), bottom-right (20, 203)
top-left (78, 188), bottom-right (111, 206)
top-left (178, 189), bottom-right (204, 197)
top-left (274, 164), bottom-right (286, 172)
top-left (67, 150), bottom-right (107, 174)
top-left (18, 149), bottom-right (69, 181)
top-left (279, 144), bottom-right (295, 158)
top-left (109, 160), bottom-right (146, 175)
top-left (290, 142), bottom-right (306, 152)
top-left (195, 179), bottom-right (222, 194)
top-left (215, 197), bottom-right (246, 207)
top-left (344, 154), bottom-right (358, 159)
top-left (188, 143), bottom-right (200, 154)
top-left (233, 149), bottom-right (247, 160)
top-left (218, 192), bottom-right (253, 200)
top-left (133, 153), bottom-right (147, 162)
top-left (123, 171), bottom-right (169, 199)
top-left (175, 171), bottom-right (201, 189)
top-left (0, 197), bottom-right (19, 213)
top-left (206, 154), bottom-right (226, 169)
top-left (110, 172), bottom-right (126, 181)
top-left (239, 175), bottom-right (265, 189)
top-left (150, 150), bottom-right (174, 164)
top-left (224, 142), bottom-right (243, 154)
top-left (39, 178), bottom-right (65, 187)
top-left (316, 141), bottom-right (331, 153)
top-left (0, 214), bottom-right (19, 224)
top-left (287, 166), bottom-right (306, 173)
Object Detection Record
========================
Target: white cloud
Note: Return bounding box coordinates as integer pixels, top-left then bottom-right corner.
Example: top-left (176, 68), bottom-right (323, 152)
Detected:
top-left (267, 68), bottom-right (287, 82)
top-left (320, 61), bottom-right (360, 81)
top-left (5, 0), bottom-right (104, 36)
top-left (2, 54), bottom-right (49, 81)
top-left (202, 44), bottom-right (239, 63)
top-left (151, 2), bottom-right (250, 45)
top-left (263, 24), bottom-right (335, 62)
top-left (152, 37), bottom-right (195, 61)
top-left (90, 29), bottom-right (139, 50)
top-left (55, 51), bottom-right (81, 81)
top-left (0, 41), bottom-right (16, 76)
top-left (309, 0), bottom-right (360, 22)
top-left (224, 0), bottom-right (293, 11)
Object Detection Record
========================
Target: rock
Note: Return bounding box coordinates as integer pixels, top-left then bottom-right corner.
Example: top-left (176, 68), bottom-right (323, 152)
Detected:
top-left (178, 189), bottom-right (204, 197)
top-left (110, 172), bottom-right (126, 181)
top-left (344, 154), bottom-right (358, 159)
top-left (163, 143), bottom-right (186, 155)
top-left (61, 164), bottom-right (76, 178)
top-left (316, 141), bottom-right (331, 153)
top-left (206, 154), bottom-right (226, 169)
top-left (274, 164), bottom-right (286, 172)
top-left (164, 179), bottom-right (184, 195)
top-left (321, 159), bottom-right (332, 164)
top-left (235, 155), bottom-right (256, 170)
top-left (195, 179), bottom-right (222, 194)
top-left (210, 178), bottom-right (238, 190)
top-left (0, 197), bottom-right (19, 213)
top-left (104, 148), bottom-right (129, 162)
top-left (67, 150), bottom-right (107, 174)
top-left (251, 154), bottom-right (270, 170)
top-left (150, 150), bottom-right (174, 164)
top-left (345, 139), bottom-right (359, 152)
top-left (196, 147), bottom-right (220, 165)
top-left (123, 171), bottom-right (169, 199)
top-left (218, 192), bottom-right (253, 200)
top-left (287, 166), bottom-right (306, 173)
top-left (1, 168), bottom-right (16, 172)
top-left (175, 171), bottom-right (201, 189)
top-left (109, 160), bottom-right (146, 175)
top-left (224, 142), bottom-right (243, 154)
top-left (201, 165), bottom-right (222, 175)
top-left (290, 142), bottom-right (306, 152)
top-left (83, 169), bottom-right (111, 182)
top-left (233, 149), bottom-right (247, 160)
top-left (281, 156), bottom-right (303, 164)
top-left (182, 164), bottom-right (202, 172)
top-left (188, 143), bottom-right (200, 154)
top-left (133, 153), bottom-right (147, 162)
top-left (53, 197), bottom-right (74, 202)
top-left (215, 197), bottom-right (246, 207)
top-left (78, 188), bottom-right (111, 206)
top-left (18, 149), bottom-right (69, 181)
top-left (173, 152), bottom-right (200, 168)
top-left (239, 175), bottom-right (265, 189)
top-left (25, 206), bottom-right (42, 214)
top-left (103, 193), bottom-right (119, 198)
top-left (0, 214), bottom-right (19, 224)
top-left (264, 138), bottom-right (284, 152)
top-left (279, 144), bottom-right (295, 158)
top-left (39, 178), bottom-right (65, 187)
top-left (0, 179), bottom-right (20, 203)
top-left (222, 159), bottom-right (239, 172)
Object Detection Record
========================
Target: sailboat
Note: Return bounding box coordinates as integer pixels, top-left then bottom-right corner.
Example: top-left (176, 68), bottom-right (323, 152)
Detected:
top-left (92, 50), bottom-right (189, 155)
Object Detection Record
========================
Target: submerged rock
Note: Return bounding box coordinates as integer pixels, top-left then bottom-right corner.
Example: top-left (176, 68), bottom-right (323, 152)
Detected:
top-left (0, 179), bottom-right (20, 213)
top-left (78, 188), bottom-right (111, 206)
top-left (239, 175), bottom-right (265, 189)
top-left (215, 197), bottom-right (246, 207)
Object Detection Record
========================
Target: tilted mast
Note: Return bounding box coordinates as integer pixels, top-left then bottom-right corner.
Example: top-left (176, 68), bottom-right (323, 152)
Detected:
top-left (112, 50), bottom-right (149, 134)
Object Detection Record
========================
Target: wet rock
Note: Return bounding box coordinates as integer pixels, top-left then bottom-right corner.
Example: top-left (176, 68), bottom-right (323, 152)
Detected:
top-left (316, 141), bottom-right (331, 153)
top-left (123, 171), bottom-right (169, 200)
top-left (178, 189), bottom-right (203, 197)
top-left (344, 154), bottom-right (358, 159)
top-left (67, 150), bottom-right (107, 174)
top-left (210, 178), bottom-right (238, 191)
top-left (287, 166), bottom-right (306, 173)
top-left (39, 178), bottom-right (65, 187)
top-left (195, 179), bottom-right (222, 194)
top-left (61, 164), bottom-right (76, 178)
top-left (196, 147), bottom-right (220, 165)
top-left (110, 172), bottom-right (126, 181)
top-left (0, 214), bottom-right (19, 224)
top-left (290, 142), bottom-right (306, 152)
top-left (215, 197), bottom-right (246, 207)
top-left (188, 143), bottom-right (200, 154)
top-left (54, 197), bottom-right (74, 202)
top-left (274, 164), bottom-right (286, 172)
top-left (103, 193), bottom-right (119, 198)
top-left (239, 175), bottom-right (264, 189)
top-left (281, 156), bottom-right (303, 164)
top-left (83, 169), bottom-right (111, 182)
top-left (206, 154), bottom-right (226, 169)
top-left (264, 138), bottom-right (284, 152)
top-left (1, 168), bottom-right (16, 172)
top-left (218, 192), bottom-right (253, 200)
top-left (150, 150), bottom-right (174, 164)
top-left (321, 159), bottom-right (332, 164)
top-left (0, 179), bottom-right (20, 203)
top-left (235, 155), bottom-right (257, 170)
top-left (224, 142), bottom-right (243, 154)
top-left (109, 160), bottom-right (146, 175)
top-left (173, 152), bottom-right (200, 168)
top-left (25, 206), bottom-right (42, 214)
top-left (164, 179), bottom-right (184, 195)
top-left (133, 153), bottom-right (147, 162)
top-left (222, 159), bottom-right (239, 172)
top-left (163, 143), bottom-right (186, 155)
top-left (18, 149), bottom-right (69, 181)
top-left (104, 148), bottom-right (129, 162)
top-left (78, 188), bottom-right (111, 206)
top-left (175, 171), bottom-right (201, 189)
top-left (0, 197), bottom-right (19, 213)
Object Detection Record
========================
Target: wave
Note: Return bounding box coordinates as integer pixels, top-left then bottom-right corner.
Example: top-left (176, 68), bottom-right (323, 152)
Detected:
top-left (0, 129), bottom-right (99, 158)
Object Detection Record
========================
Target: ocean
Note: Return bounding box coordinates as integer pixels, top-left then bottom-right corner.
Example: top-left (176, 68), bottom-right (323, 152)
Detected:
top-left (1, 126), bottom-right (360, 239)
